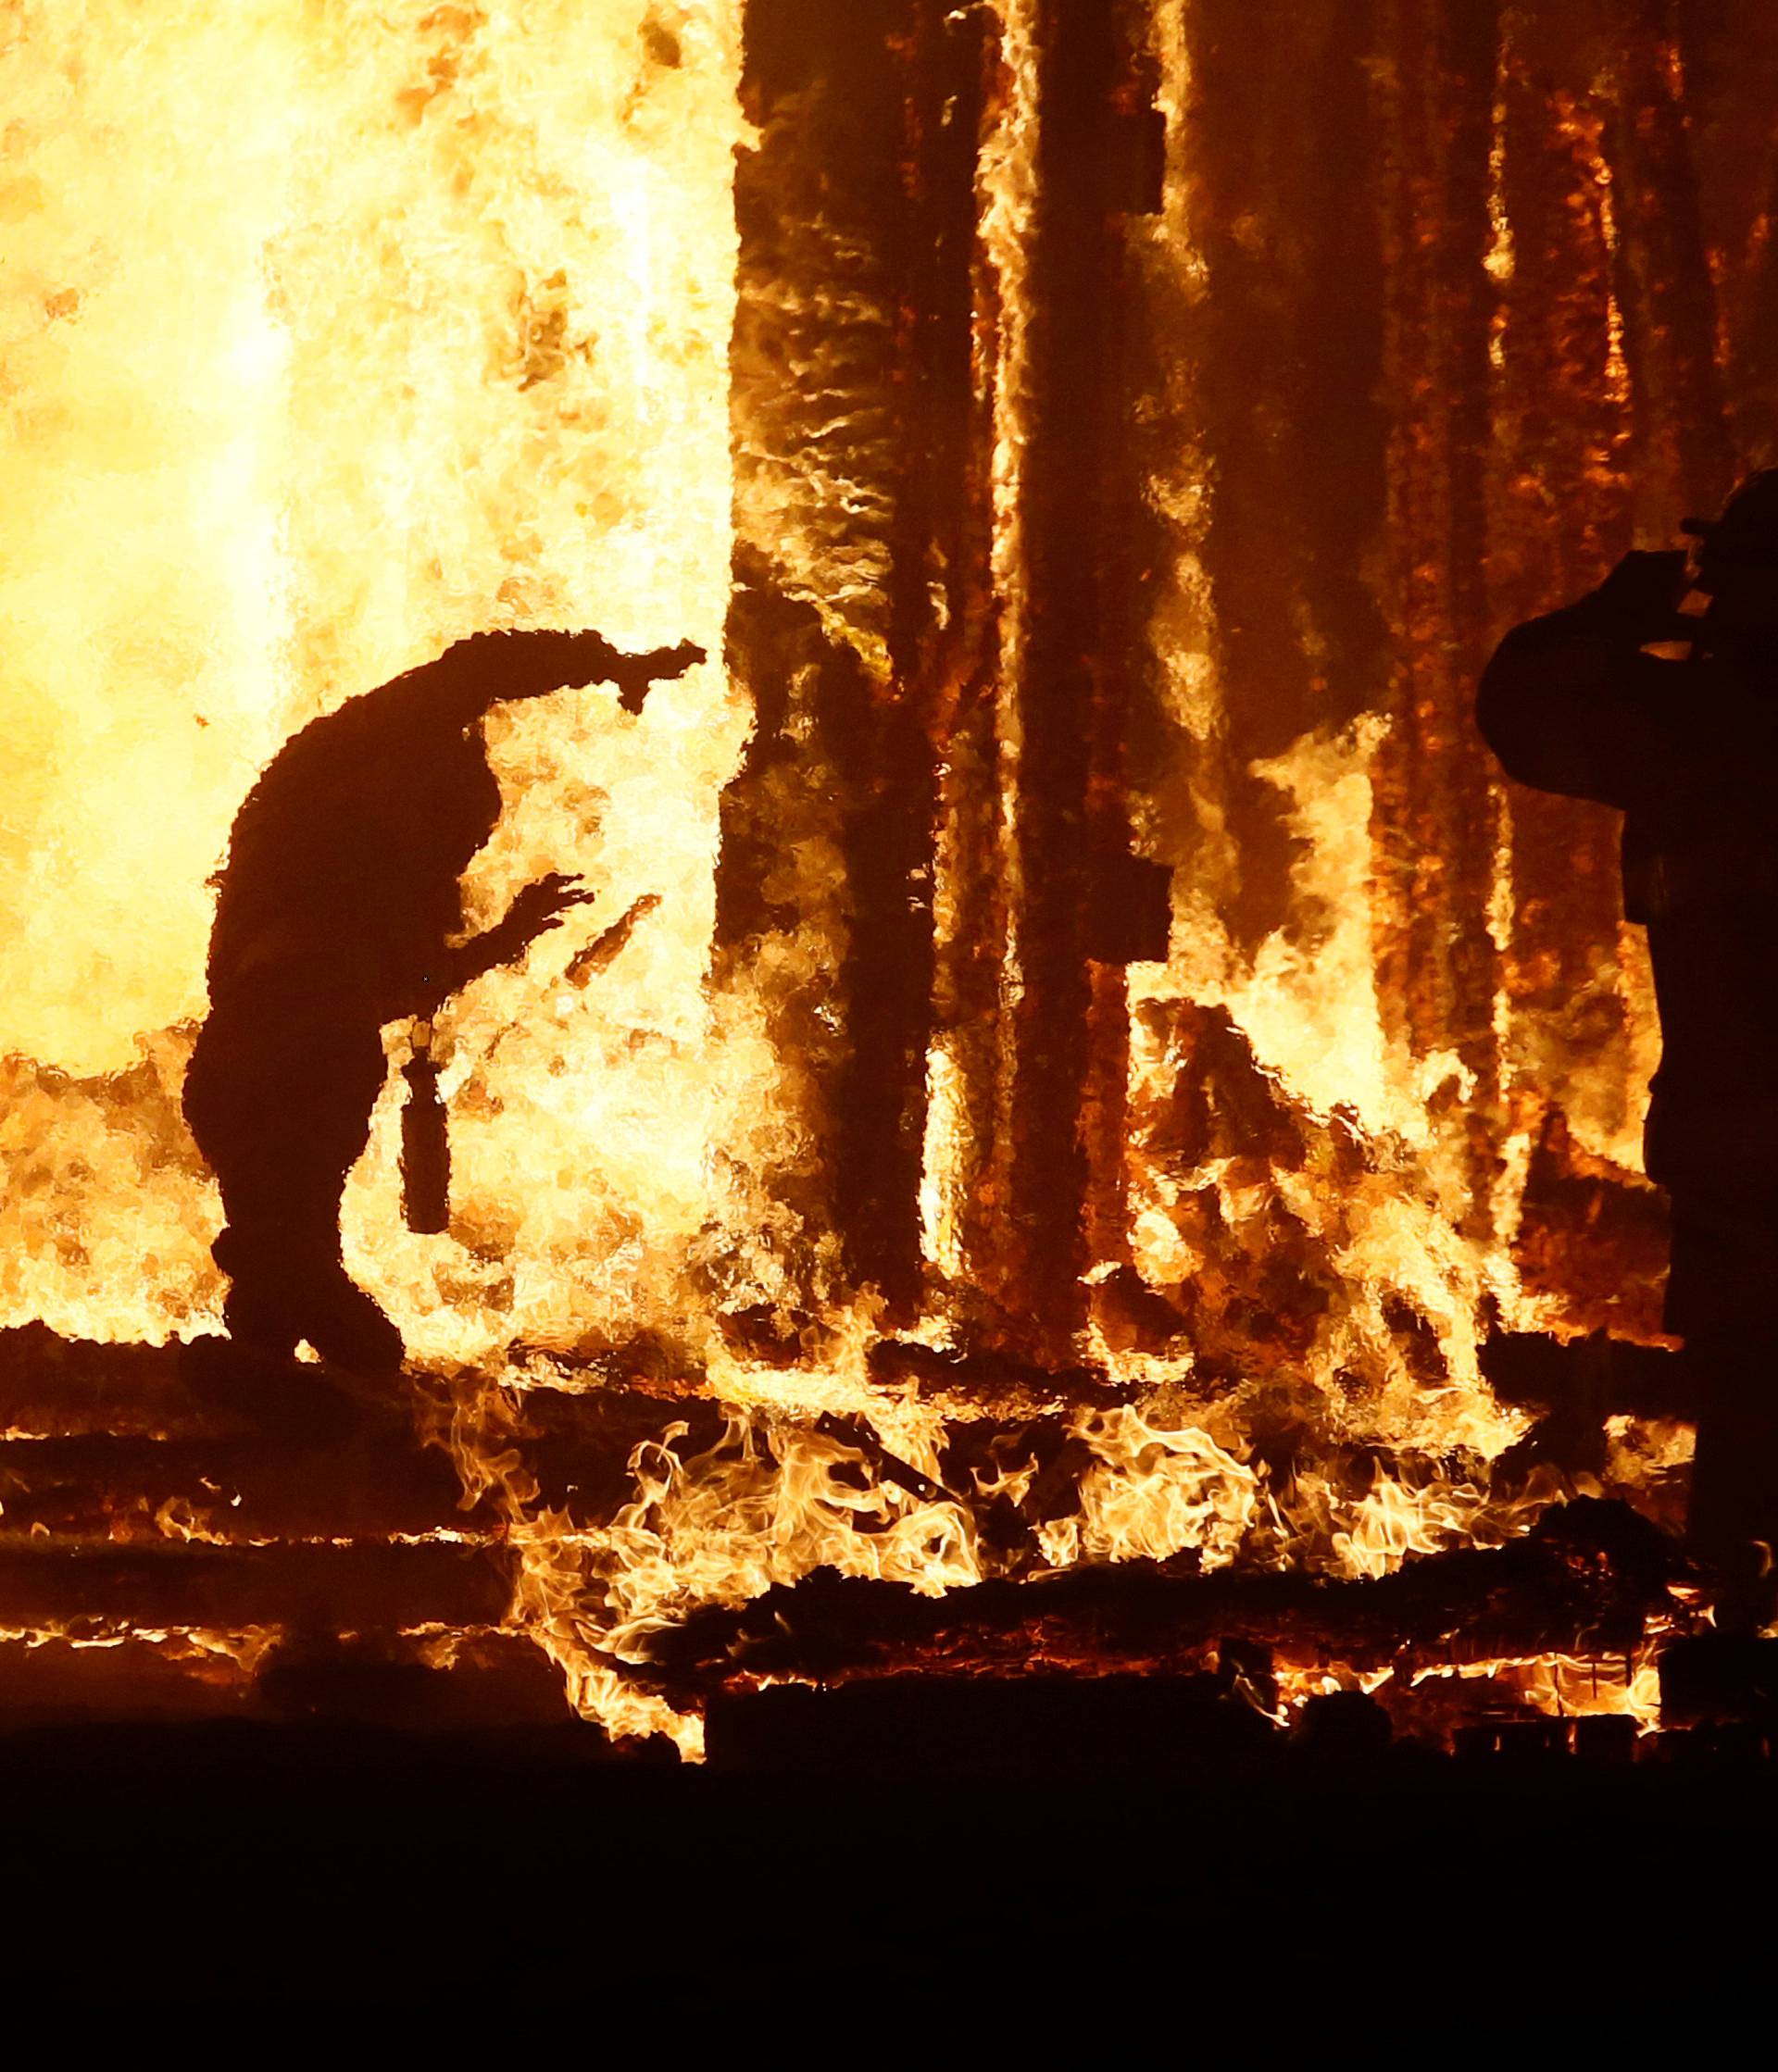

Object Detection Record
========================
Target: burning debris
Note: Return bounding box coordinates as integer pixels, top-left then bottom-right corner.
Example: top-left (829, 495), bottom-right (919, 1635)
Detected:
top-left (2, 0), bottom-right (1777, 1762)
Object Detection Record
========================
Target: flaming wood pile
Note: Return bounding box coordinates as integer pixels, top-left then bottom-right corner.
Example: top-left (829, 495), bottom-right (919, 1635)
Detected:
top-left (0, 1321), bottom-right (1689, 1742)
top-left (644, 1496), bottom-right (1677, 1690)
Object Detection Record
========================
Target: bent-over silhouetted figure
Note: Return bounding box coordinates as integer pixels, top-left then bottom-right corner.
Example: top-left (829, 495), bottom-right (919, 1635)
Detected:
top-left (185, 628), bottom-right (702, 1373)
top-left (1477, 470), bottom-right (1778, 1587)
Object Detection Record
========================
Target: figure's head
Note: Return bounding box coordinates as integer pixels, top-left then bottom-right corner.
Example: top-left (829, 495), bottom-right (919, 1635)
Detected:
top-left (1683, 469), bottom-right (1778, 634)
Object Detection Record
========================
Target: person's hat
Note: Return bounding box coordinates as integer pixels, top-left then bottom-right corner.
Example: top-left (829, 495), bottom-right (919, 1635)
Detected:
top-left (1681, 468), bottom-right (1778, 581)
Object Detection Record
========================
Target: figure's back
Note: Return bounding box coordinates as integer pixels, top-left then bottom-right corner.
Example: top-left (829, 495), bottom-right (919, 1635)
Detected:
top-left (207, 671), bottom-right (501, 1013)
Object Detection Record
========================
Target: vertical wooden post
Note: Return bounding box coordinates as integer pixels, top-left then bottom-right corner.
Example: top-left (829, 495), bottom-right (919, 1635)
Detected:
top-left (720, 0), bottom-right (995, 1330)
top-left (1370, 0), bottom-right (1505, 1234)
top-left (991, 0), bottom-right (1169, 1363)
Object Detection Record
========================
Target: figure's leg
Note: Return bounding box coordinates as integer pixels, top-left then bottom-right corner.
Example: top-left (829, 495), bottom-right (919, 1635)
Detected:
top-left (215, 1173), bottom-right (405, 1373)
top-left (1686, 1336), bottom-right (1778, 1537)
top-left (187, 1003), bottom-right (405, 1373)
top-left (1670, 1192), bottom-right (1778, 1620)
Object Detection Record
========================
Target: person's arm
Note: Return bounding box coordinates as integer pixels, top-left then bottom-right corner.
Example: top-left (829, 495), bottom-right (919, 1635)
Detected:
top-left (1476, 551), bottom-right (1693, 814)
top-left (414, 873), bottom-right (595, 1010)
top-left (426, 629), bottom-right (706, 715)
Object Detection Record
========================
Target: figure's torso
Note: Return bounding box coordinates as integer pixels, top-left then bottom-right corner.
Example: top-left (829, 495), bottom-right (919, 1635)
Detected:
top-left (207, 677), bottom-right (504, 1022)
top-left (1620, 655), bottom-right (1778, 1105)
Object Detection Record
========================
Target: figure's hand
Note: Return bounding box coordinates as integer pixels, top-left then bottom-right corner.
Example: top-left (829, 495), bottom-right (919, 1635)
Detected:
top-left (608, 640), bottom-right (707, 715)
top-left (1582, 550), bottom-right (1695, 644)
top-left (495, 872), bottom-right (596, 960)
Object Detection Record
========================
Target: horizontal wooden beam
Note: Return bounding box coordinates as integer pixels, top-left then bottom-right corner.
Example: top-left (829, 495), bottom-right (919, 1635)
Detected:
top-left (644, 1497), bottom-right (1678, 1692)
top-left (0, 1541), bottom-right (514, 1631)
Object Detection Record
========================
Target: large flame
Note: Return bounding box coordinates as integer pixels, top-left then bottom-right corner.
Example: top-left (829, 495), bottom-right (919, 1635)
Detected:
top-left (0, 0), bottom-right (751, 1363)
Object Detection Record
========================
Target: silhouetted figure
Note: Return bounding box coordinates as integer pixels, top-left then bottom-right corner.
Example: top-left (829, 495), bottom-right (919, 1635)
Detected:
top-left (185, 628), bottom-right (702, 1373)
top-left (1478, 471), bottom-right (1778, 1587)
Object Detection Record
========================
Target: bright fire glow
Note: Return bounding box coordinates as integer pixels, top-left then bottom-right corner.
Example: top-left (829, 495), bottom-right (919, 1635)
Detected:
top-left (0, 0), bottom-right (750, 1364)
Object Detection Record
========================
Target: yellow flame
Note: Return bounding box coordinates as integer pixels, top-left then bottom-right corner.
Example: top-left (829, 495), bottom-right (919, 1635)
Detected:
top-left (0, 2), bottom-right (751, 1363)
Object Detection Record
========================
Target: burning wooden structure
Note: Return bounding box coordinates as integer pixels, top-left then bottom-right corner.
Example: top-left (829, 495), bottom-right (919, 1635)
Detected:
top-left (2, 0), bottom-right (1776, 1757)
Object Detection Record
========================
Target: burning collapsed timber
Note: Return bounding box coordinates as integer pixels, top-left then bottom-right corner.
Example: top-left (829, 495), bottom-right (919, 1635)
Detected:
top-left (0, 0), bottom-right (1773, 1760)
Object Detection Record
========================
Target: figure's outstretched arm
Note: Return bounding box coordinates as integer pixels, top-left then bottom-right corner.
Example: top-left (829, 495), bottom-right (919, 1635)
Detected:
top-left (433, 629), bottom-right (705, 713)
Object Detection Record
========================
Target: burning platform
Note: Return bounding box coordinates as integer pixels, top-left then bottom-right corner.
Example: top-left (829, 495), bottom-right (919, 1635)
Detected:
top-left (0, 1314), bottom-right (1729, 1760)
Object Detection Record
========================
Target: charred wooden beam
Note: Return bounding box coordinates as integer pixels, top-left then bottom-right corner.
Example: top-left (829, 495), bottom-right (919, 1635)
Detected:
top-left (0, 1325), bottom-right (218, 1440)
top-left (1482, 1329), bottom-right (1693, 1422)
top-left (1609, 1), bottom-right (1735, 513)
top-left (642, 1498), bottom-right (1679, 1691)
top-left (0, 1626), bottom-right (570, 1730)
top-left (722, 0), bottom-right (995, 1324)
top-left (250, 1629), bottom-right (572, 1730)
top-left (0, 1325), bottom-right (447, 1449)
top-left (1181, 0), bottom-right (1393, 950)
top-left (0, 1629), bottom-right (262, 1723)
top-left (499, 1381), bottom-right (731, 1518)
top-left (1659, 1633), bottom-right (1778, 1728)
top-left (1706, 14), bottom-right (1778, 460)
top-left (0, 1541), bottom-right (514, 1631)
top-left (1369, 0), bottom-right (1505, 1234)
top-left (825, 4), bottom-right (997, 1323)
top-left (706, 1666), bottom-right (1274, 1771)
top-left (994, 0), bottom-right (1169, 1361)
top-left (0, 1430), bottom-right (479, 1543)
top-left (865, 1336), bottom-right (1128, 1415)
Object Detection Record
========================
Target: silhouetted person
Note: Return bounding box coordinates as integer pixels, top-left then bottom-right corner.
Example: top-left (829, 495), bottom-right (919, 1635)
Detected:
top-left (1478, 470), bottom-right (1778, 1593)
top-left (185, 628), bottom-right (702, 1374)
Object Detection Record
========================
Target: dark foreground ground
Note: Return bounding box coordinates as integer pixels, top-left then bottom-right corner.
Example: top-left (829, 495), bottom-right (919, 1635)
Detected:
top-left (5, 1693), bottom-right (1775, 2012)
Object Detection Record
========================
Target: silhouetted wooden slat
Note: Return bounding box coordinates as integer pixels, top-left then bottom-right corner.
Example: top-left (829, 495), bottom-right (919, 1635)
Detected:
top-left (0, 1540), bottom-right (514, 1631)
top-left (1481, 1329), bottom-right (1690, 1420)
top-left (1368, 0), bottom-right (1504, 1235)
top-left (250, 1629), bottom-right (571, 1729)
top-left (706, 1670), bottom-right (1275, 1772)
top-left (1182, 0), bottom-right (1393, 949)
top-left (0, 1626), bottom-right (569, 1729)
top-left (864, 1338), bottom-right (1127, 1416)
top-left (0, 1326), bottom-right (219, 1439)
top-left (0, 1325), bottom-right (430, 1447)
top-left (0, 1629), bottom-right (260, 1721)
top-left (0, 1430), bottom-right (478, 1542)
top-left (1510, 1107), bottom-right (1672, 1341)
top-left (1608, 6), bottom-right (1734, 515)
top-left (1689, 9), bottom-right (1778, 462)
top-left (508, 1374), bottom-right (1124, 1534)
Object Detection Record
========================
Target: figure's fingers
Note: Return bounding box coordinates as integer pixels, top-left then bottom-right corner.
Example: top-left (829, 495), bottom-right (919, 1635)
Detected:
top-left (631, 641), bottom-right (705, 680)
